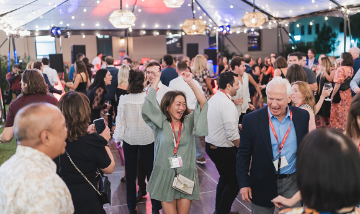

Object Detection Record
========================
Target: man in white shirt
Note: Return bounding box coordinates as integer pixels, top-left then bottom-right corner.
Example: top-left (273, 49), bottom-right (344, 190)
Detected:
top-left (169, 61), bottom-right (206, 164)
top-left (205, 71), bottom-right (240, 214)
top-left (41, 57), bottom-right (58, 86)
top-left (0, 103), bottom-right (74, 214)
top-left (231, 57), bottom-right (262, 127)
top-left (144, 61), bottom-right (170, 104)
top-left (91, 52), bottom-right (102, 74)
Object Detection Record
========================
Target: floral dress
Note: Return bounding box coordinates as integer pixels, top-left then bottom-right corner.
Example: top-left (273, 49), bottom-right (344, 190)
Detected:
top-left (330, 66), bottom-right (353, 132)
top-left (194, 69), bottom-right (211, 100)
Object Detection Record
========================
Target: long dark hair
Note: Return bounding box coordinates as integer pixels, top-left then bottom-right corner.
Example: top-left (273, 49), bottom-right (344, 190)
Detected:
top-left (89, 69), bottom-right (108, 93)
top-left (75, 60), bottom-right (89, 82)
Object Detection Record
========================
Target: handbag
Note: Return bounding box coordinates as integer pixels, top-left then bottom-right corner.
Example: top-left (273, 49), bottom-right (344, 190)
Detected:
top-left (333, 76), bottom-right (352, 104)
top-left (172, 168), bottom-right (195, 195)
top-left (65, 151), bottom-right (111, 205)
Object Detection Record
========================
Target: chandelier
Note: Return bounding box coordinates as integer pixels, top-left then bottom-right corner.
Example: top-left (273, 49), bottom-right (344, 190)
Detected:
top-left (181, 0), bottom-right (206, 35)
top-left (241, 0), bottom-right (266, 27)
top-left (163, 0), bottom-right (185, 8)
top-left (109, 0), bottom-right (136, 28)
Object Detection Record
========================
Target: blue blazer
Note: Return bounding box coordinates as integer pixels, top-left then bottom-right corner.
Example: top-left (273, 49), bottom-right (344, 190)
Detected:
top-left (104, 66), bottom-right (119, 100)
top-left (236, 106), bottom-right (309, 208)
top-left (43, 73), bottom-right (62, 95)
top-left (306, 58), bottom-right (318, 67)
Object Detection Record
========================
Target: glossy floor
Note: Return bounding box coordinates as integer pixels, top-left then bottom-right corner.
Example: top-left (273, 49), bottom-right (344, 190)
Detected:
top-left (104, 139), bottom-right (252, 214)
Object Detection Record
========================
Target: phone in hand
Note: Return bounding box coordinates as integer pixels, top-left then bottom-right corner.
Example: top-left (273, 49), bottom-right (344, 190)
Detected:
top-left (93, 118), bottom-right (106, 134)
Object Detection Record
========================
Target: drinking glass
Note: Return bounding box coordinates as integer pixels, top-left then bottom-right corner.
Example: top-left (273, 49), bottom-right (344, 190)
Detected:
top-left (324, 83), bottom-right (332, 101)
top-left (105, 101), bottom-right (111, 115)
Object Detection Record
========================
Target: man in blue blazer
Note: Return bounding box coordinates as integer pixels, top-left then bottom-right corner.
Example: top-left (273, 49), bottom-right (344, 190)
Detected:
top-left (104, 56), bottom-right (119, 131)
top-left (236, 77), bottom-right (309, 213)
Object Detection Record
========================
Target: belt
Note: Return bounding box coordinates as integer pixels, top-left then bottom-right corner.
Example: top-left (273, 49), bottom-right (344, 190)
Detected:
top-left (276, 173), bottom-right (294, 179)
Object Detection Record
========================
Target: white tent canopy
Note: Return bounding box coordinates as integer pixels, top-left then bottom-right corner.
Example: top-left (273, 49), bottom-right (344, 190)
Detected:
top-left (0, 0), bottom-right (360, 32)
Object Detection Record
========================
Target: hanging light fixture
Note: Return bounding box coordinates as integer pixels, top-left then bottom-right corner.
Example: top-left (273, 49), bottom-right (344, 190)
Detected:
top-left (181, 0), bottom-right (206, 35)
top-left (241, 0), bottom-right (266, 27)
top-left (163, 0), bottom-right (185, 8)
top-left (109, 0), bottom-right (136, 28)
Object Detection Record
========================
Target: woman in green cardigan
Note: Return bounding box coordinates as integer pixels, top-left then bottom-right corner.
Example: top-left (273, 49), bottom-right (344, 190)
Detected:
top-left (142, 66), bottom-right (208, 214)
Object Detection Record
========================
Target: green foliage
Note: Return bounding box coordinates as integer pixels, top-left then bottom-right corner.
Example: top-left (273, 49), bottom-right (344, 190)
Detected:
top-left (314, 24), bottom-right (339, 54)
top-left (0, 55), bottom-right (32, 92)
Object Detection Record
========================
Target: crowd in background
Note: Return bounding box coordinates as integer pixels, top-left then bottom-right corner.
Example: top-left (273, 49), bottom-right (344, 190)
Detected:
top-left (1, 46), bottom-right (360, 214)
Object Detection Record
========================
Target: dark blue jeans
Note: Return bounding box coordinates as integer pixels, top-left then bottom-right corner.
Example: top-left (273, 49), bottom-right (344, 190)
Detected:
top-left (123, 141), bottom-right (161, 212)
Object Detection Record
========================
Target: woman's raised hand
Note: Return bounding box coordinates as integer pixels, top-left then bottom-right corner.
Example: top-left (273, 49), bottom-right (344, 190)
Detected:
top-left (181, 71), bottom-right (193, 84)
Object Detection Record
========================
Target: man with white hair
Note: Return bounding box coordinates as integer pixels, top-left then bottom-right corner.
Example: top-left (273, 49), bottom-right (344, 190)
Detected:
top-left (349, 47), bottom-right (360, 96)
top-left (0, 103), bottom-right (74, 213)
top-left (236, 77), bottom-right (310, 213)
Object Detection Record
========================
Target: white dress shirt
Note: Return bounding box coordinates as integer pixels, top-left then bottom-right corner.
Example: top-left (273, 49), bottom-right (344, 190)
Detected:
top-left (144, 81), bottom-right (170, 104)
top-left (114, 92), bottom-right (155, 145)
top-left (0, 145), bottom-right (74, 214)
top-left (169, 76), bottom-right (203, 110)
top-left (231, 73), bottom-right (251, 116)
top-left (42, 65), bottom-right (58, 85)
top-left (91, 56), bottom-right (101, 73)
top-left (205, 90), bottom-right (240, 147)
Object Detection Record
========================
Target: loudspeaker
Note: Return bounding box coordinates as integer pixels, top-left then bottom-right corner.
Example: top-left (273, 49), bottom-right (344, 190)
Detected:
top-left (71, 45), bottom-right (86, 64)
top-left (204, 49), bottom-right (217, 65)
top-left (49, 54), bottom-right (64, 73)
top-left (186, 43), bottom-right (198, 60)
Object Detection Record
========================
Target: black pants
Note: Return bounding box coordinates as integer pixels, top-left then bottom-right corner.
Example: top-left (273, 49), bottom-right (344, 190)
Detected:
top-left (205, 143), bottom-right (240, 214)
top-left (107, 99), bottom-right (117, 130)
top-left (238, 108), bottom-right (252, 125)
top-left (123, 141), bottom-right (161, 212)
top-left (137, 153), bottom-right (146, 192)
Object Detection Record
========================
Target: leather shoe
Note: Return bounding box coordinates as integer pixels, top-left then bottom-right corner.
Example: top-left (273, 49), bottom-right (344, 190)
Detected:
top-left (136, 190), bottom-right (147, 201)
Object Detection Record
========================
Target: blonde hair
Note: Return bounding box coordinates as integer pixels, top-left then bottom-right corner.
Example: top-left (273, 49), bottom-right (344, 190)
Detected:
top-left (291, 81), bottom-right (315, 111)
top-left (118, 65), bottom-right (130, 86)
top-left (26, 62), bottom-right (34, 70)
top-left (321, 57), bottom-right (333, 75)
top-left (192, 54), bottom-right (207, 76)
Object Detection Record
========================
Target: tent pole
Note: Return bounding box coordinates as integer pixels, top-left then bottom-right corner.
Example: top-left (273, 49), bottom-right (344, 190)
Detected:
top-left (0, 56), bottom-right (6, 122)
top-left (0, 38), bottom-right (8, 49)
top-left (216, 30), bottom-right (219, 51)
top-left (344, 15), bottom-right (347, 52)
top-left (348, 17), bottom-right (352, 47)
top-left (281, 27), bottom-right (299, 49)
top-left (277, 23), bottom-right (280, 57)
top-left (280, 25), bottom-right (285, 56)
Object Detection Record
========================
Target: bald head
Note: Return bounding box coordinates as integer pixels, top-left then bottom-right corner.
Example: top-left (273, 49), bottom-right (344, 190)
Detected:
top-left (349, 47), bottom-right (360, 59)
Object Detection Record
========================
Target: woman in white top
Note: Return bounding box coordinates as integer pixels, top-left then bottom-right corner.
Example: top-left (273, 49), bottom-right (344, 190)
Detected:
top-left (114, 70), bottom-right (161, 214)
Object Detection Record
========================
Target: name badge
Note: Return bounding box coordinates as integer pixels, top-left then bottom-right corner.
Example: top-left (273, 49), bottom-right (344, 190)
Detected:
top-left (273, 155), bottom-right (289, 171)
top-left (169, 156), bottom-right (183, 168)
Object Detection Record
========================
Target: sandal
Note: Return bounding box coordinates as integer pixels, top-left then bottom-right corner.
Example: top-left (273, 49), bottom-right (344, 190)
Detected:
top-left (121, 176), bottom-right (126, 182)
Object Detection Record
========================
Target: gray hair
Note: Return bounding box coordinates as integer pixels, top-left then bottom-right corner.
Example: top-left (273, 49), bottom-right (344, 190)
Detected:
top-left (266, 77), bottom-right (292, 97)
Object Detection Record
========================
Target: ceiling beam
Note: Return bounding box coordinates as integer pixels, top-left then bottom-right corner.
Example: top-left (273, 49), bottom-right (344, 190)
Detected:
top-left (195, 0), bottom-right (219, 26)
top-left (329, 0), bottom-right (342, 7)
top-left (240, 0), bottom-right (276, 20)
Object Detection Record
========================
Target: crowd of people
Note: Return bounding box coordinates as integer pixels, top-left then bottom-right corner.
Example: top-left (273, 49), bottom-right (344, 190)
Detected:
top-left (1, 46), bottom-right (360, 214)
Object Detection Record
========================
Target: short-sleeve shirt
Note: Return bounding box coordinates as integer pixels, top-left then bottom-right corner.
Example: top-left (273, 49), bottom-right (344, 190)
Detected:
top-left (302, 66), bottom-right (317, 84)
top-left (194, 69), bottom-right (211, 100)
top-left (5, 94), bottom-right (58, 127)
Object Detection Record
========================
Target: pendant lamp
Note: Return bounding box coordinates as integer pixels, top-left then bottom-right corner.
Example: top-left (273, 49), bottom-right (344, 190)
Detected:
top-left (181, 1), bottom-right (206, 35)
top-left (241, 0), bottom-right (266, 27)
top-left (163, 0), bottom-right (185, 8)
top-left (109, 0), bottom-right (136, 28)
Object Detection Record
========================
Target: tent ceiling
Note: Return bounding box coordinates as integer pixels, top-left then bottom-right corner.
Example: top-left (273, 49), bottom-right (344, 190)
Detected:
top-left (1, 0), bottom-right (360, 31)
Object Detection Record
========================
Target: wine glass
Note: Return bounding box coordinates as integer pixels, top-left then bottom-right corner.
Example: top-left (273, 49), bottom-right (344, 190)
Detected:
top-left (324, 83), bottom-right (332, 101)
top-left (105, 101), bottom-right (111, 115)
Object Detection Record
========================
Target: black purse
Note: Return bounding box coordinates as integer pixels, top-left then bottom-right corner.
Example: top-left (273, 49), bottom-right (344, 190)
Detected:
top-left (332, 76), bottom-right (352, 104)
top-left (65, 151), bottom-right (111, 205)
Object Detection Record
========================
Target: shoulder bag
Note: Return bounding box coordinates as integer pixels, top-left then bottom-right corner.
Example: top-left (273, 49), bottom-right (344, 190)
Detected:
top-left (333, 75), bottom-right (353, 104)
top-left (169, 122), bottom-right (195, 195)
top-left (65, 151), bottom-right (111, 205)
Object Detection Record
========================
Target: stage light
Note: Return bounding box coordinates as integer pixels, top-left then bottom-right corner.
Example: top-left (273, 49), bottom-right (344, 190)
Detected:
top-left (56, 28), bottom-right (61, 36)
top-left (219, 26), bottom-right (224, 32)
top-left (226, 25), bottom-right (230, 32)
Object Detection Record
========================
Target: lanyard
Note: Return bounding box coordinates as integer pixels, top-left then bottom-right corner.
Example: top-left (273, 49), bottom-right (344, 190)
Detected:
top-left (220, 90), bottom-right (230, 99)
top-left (170, 122), bottom-right (183, 154)
top-left (268, 110), bottom-right (292, 155)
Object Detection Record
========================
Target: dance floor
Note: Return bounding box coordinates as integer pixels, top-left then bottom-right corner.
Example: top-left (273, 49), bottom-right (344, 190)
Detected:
top-left (104, 139), bottom-right (252, 214)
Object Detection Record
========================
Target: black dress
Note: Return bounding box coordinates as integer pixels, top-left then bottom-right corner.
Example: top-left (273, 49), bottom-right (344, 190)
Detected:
top-left (261, 65), bottom-right (270, 97)
top-left (75, 74), bottom-right (87, 94)
top-left (115, 88), bottom-right (128, 118)
top-left (87, 86), bottom-right (107, 122)
top-left (315, 75), bottom-right (332, 118)
top-left (55, 133), bottom-right (111, 214)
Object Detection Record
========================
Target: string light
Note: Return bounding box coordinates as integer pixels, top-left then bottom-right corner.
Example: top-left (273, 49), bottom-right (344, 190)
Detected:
top-left (168, 25), bottom-right (171, 28)
top-left (296, 23), bottom-right (299, 27)
top-left (138, 9), bottom-right (141, 12)
top-left (310, 21), bottom-right (313, 25)
top-left (71, 16), bottom-right (75, 19)
top-left (143, 30), bottom-right (146, 34)
top-left (67, 23), bottom-right (69, 26)
top-left (230, 5), bottom-right (233, 8)
top-left (155, 24), bottom-right (159, 28)
top-left (81, 23), bottom-right (84, 26)
top-left (84, 8), bottom-right (86, 12)
top-left (325, 16), bottom-right (328, 20)
top-left (60, 21), bottom-right (63, 25)
top-left (96, 23), bottom-right (99, 26)
top-left (97, 0), bottom-right (100, 3)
